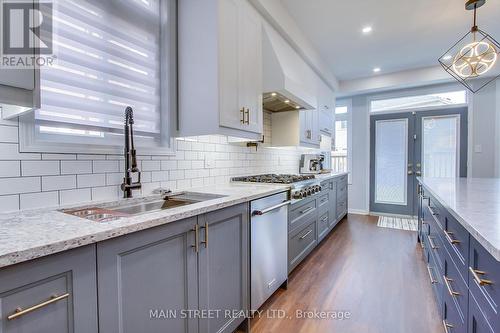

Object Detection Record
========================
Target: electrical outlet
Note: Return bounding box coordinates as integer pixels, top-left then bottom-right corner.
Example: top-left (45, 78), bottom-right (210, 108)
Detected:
top-left (474, 145), bottom-right (483, 153)
top-left (204, 154), bottom-right (215, 168)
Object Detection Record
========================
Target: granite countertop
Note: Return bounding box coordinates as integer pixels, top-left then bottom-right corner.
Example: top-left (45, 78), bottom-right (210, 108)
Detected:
top-left (315, 171), bottom-right (348, 181)
top-left (418, 177), bottom-right (500, 261)
top-left (0, 183), bottom-right (289, 268)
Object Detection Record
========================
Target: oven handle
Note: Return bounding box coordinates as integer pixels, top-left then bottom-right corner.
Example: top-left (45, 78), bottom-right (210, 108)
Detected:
top-left (252, 201), bottom-right (291, 216)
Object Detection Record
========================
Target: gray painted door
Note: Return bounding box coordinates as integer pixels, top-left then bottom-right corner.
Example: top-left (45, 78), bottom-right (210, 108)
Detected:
top-left (370, 107), bottom-right (467, 216)
top-left (198, 203), bottom-right (249, 333)
top-left (97, 217), bottom-right (199, 333)
top-left (0, 246), bottom-right (98, 333)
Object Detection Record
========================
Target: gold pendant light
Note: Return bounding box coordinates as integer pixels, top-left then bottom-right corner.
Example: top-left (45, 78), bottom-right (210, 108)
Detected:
top-left (439, 0), bottom-right (500, 93)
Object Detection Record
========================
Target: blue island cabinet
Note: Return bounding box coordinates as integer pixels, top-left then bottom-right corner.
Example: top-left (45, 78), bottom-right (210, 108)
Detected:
top-left (418, 182), bottom-right (500, 333)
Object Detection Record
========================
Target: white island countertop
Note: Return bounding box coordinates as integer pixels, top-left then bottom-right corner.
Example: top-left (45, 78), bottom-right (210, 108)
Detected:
top-left (0, 183), bottom-right (289, 269)
top-left (418, 177), bottom-right (500, 261)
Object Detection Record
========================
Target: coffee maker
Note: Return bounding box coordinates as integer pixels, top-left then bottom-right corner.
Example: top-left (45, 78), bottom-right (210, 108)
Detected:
top-left (299, 154), bottom-right (325, 174)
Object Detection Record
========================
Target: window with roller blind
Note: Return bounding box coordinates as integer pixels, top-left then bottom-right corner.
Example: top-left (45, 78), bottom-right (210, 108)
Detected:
top-left (19, 0), bottom-right (177, 154)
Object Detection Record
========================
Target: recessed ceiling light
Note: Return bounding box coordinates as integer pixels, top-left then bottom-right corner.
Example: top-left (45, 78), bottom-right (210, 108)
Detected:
top-left (373, 67), bottom-right (381, 73)
top-left (271, 92), bottom-right (277, 96)
top-left (362, 26), bottom-right (373, 34)
top-left (443, 54), bottom-right (452, 60)
top-left (284, 100), bottom-right (290, 103)
top-left (295, 106), bottom-right (300, 109)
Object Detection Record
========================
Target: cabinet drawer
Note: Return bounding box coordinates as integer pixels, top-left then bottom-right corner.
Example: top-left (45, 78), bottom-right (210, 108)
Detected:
top-left (443, 289), bottom-right (467, 333)
top-left (468, 290), bottom-right (496, 333)
top-left (428, 195), bottom-right (446, 229)
top-left (317, 211), bottom-right (330, 242)
top-left (289, 218), bottom-right (317, 273)
top-left (428, 250), bottom-right (444, 311)
top-left (336, 180), bottom-right (347, 199)
top-left (0, 246), bottom-right (97, 333)
top-left (336, 199), bottom-right (347, 219)
top-left (289, 197), bottom-right (317, 232)
top-left (443, 248), bottom-right (468, 319)
top-left (468, 237), bottom-right (500, 331)
top-left (443, 213), bottom-right (469, 280)
top-left (320, 179), bottom-right (333, 193)
top-left (428, 219), bottom-right (445, 274)
top-left (317, 192), bottom-right (330, 214)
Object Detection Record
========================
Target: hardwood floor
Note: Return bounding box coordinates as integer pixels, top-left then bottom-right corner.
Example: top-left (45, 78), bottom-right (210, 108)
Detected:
top-left (250, 214), bottom-right (442, 333)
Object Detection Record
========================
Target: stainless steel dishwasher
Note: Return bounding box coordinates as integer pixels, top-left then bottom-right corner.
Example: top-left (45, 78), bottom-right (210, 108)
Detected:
top-left (250, 191), bottom-right (290, 310)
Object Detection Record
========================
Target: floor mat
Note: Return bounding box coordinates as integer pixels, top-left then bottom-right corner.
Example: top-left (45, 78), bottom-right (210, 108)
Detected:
top-left (377, 215), bottom-right (418, 231)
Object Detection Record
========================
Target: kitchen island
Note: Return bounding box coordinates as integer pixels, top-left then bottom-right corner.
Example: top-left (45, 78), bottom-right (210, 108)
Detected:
top-left (418, 177), bottom-right (500, 333)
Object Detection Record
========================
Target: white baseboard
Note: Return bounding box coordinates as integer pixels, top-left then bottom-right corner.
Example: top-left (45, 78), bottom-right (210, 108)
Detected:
top-left (348, 209), bottom-right (369, 215)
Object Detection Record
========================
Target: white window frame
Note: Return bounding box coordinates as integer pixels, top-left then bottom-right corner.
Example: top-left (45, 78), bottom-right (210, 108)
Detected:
top-left (19, 0), bottom-right (178, 155)
top-left (368, 83), bottom-right (468, 115)
top-left (334, 98), bottom-right (353, 184)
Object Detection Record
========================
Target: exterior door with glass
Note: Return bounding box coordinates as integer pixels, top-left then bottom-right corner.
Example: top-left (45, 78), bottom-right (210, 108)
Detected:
top-left (370, 107), bottom-right (467, 216)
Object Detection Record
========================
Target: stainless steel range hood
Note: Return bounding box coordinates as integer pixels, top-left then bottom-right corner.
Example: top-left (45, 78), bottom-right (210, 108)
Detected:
top-left (262, 25), bottom-right (315, 112)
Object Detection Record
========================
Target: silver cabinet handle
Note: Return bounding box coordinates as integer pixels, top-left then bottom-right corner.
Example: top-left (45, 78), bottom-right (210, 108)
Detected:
top-left (427, 265), bottom-right (437, 284)
top-left (191, 224), bottom-right (199, 253)
top-left (200, 222), bottom-right (208, 248)
top-left (427, 235), bottom-right (438, 250)
top-left (299, 207), bottom-right (314, 215)
top-left (252, 201), bottom-right (291, 216)
top-left (8, 293), bottom-right (70, 320)
top-left (444, 231), bottom-right (461, 245)
top-left (300, 229), bottom-right (313, 239)
top-left (469, 267), bottom-right (493, 286)
top-left (442, 320), bottom-right (453, 333)
top-left (443, 276), bottom-right (460, 296)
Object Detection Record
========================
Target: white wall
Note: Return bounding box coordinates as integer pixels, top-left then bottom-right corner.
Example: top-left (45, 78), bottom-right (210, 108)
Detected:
top-left (469, 80), bottom-right (499, 177)
top-left (342, 80), bottom-right (500, 214)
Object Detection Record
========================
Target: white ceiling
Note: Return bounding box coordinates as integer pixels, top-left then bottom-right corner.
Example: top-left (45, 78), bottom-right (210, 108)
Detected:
top-left (281, 0), bottom-right (500, 81)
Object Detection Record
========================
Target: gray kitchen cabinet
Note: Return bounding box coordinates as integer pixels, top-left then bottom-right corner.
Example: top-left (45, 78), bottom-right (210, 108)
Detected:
top-left (0, 245), bottom-right (98, 333)
top-left (97, 217), bottom-right (199, 333)
top-left (288, 217), bottom-right (317, 273)
top-left (97, 204), bottom-right (249, 333)
top-left (198, 203), bottom-right (249, 333)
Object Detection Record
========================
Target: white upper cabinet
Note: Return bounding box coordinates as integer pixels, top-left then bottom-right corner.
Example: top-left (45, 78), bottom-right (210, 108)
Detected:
top-left (317, 82), bottom-right (335, 137)
top-left (178, 0), bottom-right (263, 140)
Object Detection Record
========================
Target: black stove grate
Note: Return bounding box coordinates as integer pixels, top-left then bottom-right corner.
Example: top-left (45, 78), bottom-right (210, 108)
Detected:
top-left (232, 174), bottom-right (315, 184)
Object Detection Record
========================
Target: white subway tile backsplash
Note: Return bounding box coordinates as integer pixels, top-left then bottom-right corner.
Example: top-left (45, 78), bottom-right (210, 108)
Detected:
top-left (92, 186), bottom-right (119, 201)
top-left (0, 161), bottom-right (20, 177)
top-left (0, 195), bottom-right (19, 212)
top-left (20, 191), bottom-right (59, 210)
top-left (0, 115), bottom-right (312, 213)
top-left (161, 160), bottom-right (177, 170)
top-left (60, 188), bottom-right (92, 205)
top-left (61, 161), bottom-right (92, 175)
top-left (21, 160), bottom-right (60, 176)
top-left (170, 170), bottom-right (184, 180)
top-left (0, 177), bottom-right (40, 195)
top-left (0, 143), bottom-right (40, 160)
top-left (42, 175), bottom-right (76, 191)
top-left (0, 125), bottom-right (18, 143)
top-left (77, 173), bottom-right (106, 188)
top-left (42, 153), bottom-right (76, 160)
top-left (106, 173), bottom-right (123, 186)
top-left (151, 171), bottom-right (169, 182)
top-left (93, 160), bottom-right (119, 173)
top-left (141, 160), bottom-right (161, 171)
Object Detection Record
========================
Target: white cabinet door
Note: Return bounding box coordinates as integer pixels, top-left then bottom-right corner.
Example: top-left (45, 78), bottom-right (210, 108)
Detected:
top-left (219, 0), bottom-right (263, 134)
top-left (300, 110), bottom-right (312, 144)
top-left (219, 0), bottom-right (241, 130)
top-left (238, 0), bottom-right (262, 134)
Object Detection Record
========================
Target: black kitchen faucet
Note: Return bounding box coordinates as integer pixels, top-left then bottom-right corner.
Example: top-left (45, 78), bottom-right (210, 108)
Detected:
top-left (121, 106), bottom-right (141, 198)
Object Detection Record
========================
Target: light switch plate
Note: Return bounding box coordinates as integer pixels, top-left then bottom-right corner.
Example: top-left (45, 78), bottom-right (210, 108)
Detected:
top-left (474, 145), bottom-right (482, 153)
top-left (204, 154), bottom-right (215, 168)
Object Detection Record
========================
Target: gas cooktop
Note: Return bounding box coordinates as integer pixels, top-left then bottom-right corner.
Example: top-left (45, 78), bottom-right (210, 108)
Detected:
top-left (232, 174), bottom-right (315, 184)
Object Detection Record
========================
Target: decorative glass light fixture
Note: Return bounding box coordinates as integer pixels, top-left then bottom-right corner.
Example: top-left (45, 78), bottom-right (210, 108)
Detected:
top-left (439, 0), bottom-right (500, 93)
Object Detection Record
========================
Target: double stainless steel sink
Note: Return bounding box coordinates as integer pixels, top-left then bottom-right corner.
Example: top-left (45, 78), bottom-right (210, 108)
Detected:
top-left (63, 192), bottom-right (226, 223)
